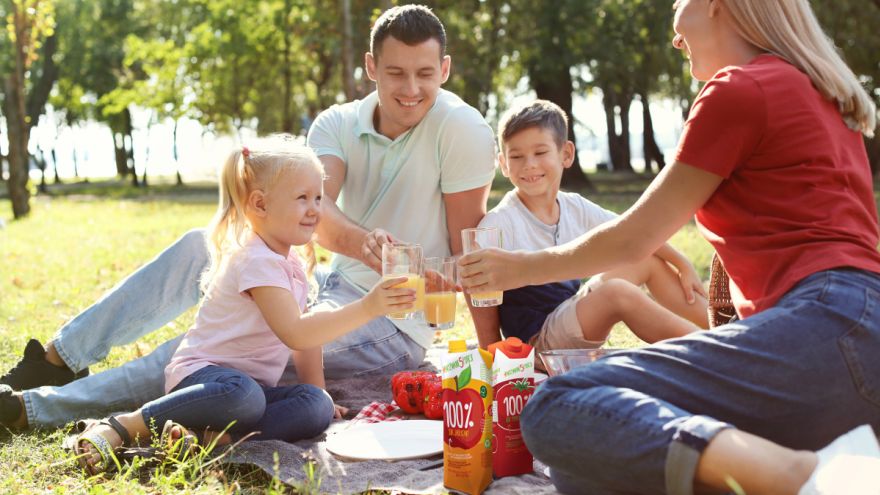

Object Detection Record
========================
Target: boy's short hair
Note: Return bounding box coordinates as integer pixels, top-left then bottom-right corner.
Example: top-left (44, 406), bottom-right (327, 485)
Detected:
top-left (370, 5), bottom-right (447, 60)
top-left (499, 100), bottom-right (569, 150)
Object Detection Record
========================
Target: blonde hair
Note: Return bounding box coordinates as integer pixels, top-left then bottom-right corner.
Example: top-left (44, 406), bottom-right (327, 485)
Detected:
top-left (722, 0), bottom-right (876, 137)
top-left (202, 135), bottom-right (323, 291)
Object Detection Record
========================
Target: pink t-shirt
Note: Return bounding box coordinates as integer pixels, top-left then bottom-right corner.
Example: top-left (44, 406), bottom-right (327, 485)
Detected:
top-left (164, 234), bottom-right (309, 392)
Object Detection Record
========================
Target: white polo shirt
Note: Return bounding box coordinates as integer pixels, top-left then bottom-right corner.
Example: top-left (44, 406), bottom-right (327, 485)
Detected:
top-left (307, 89), bottom-right (496, 347)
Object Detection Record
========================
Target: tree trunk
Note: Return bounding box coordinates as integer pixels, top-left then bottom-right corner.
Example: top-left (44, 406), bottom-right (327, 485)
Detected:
top-left (5, 5), bottom-right (32, 218)
top-left (51, 147), bottom-right (61, 184)
top-left (531, 67), bottom-right (593, 190)
top-left (173, 119), bottom-right (183, 186)
top-left (281, 0), bottom-right (294, 133)
top-left (640, 92), bottom-right (666, 173)
top-left (341, 0), bottom-right (356, 101)
top-left (865, 135), bottom-right (880, 178)
top-left (602, 86), bottom-right (634, 173)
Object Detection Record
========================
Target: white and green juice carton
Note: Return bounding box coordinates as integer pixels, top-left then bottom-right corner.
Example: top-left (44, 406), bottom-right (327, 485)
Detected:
top-left (441, 340), bottom-right (494, 495)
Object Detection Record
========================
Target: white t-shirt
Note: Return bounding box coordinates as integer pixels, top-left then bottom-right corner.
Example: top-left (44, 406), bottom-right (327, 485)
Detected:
top-left (478, 190), bottom-right (617, 251)
top-left (307, 89), bottom-right (496, 348)
top-left (164, 235), bottom-right (308, 392)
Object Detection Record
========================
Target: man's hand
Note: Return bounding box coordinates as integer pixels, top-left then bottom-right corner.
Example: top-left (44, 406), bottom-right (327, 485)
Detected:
top-left (361, 228), bottom-right (396, 273)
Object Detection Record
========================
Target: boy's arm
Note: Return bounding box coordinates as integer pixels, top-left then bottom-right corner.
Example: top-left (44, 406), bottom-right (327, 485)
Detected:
top-left (470, 304), bottom-right (502, 350)
top-left (653, 243), bottom-right (707, 303)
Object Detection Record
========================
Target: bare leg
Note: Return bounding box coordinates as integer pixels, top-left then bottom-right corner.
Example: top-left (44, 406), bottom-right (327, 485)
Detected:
top-left (577, 279), bottom-right (699, 344)
top-left (78, 410), bottom-right (231, 472)
top-left (596, 255), bottom-right (710, 328)
top-left (44, 343), bottom-right (66, 368)
top-left (696, 429), bottom-right (816, 494)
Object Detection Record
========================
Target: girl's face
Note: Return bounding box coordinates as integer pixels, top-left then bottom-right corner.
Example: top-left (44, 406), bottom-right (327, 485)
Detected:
top-left (260, 164), bottom-right (324, 253)
top-left (672, 0), bottom-right (721, 81)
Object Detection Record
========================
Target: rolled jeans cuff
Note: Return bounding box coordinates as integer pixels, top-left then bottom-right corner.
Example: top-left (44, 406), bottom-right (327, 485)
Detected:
top-left (51, 338), bottom-right (82, 373)
top-left (665, 415), bottom-right (733, 495)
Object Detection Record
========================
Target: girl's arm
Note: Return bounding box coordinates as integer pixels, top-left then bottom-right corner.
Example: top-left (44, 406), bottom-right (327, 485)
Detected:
top-left (460, 163), bottom-right (724, 291)
top-left (250, 276), bottom-right (413, 350)
top-left (291, 347), bottom-right (348, 418)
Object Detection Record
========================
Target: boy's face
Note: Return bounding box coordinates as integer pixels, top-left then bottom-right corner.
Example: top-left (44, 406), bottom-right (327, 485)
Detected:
top-left (365, 36), bottom-right (451, 140)
top-left (500, 126), bottom-right (574, 199)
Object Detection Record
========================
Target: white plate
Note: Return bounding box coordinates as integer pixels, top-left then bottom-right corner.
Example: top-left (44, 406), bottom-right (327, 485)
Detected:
top-left (326, 420), bottom-right (443, 461)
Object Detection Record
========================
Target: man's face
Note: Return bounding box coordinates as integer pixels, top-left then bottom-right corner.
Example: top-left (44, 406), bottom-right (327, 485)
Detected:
top-left (365, 36), bottom-right (450, 140)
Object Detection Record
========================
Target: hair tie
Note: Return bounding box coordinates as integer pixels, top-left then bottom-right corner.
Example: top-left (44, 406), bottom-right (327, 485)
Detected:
top-left (241, 146), bottom-right (250, 158)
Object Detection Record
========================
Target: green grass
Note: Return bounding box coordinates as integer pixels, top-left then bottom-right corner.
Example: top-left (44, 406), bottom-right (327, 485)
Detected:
top-left (1, 173), bottom-right (876, 492)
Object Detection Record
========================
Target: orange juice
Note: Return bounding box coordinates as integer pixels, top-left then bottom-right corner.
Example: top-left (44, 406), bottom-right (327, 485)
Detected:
top-left (426, 291), bottom-right (456, 327)
top-left (470, 290), bottom-right (503, 307)
top-left (384, 274), bottom-right (425, 319)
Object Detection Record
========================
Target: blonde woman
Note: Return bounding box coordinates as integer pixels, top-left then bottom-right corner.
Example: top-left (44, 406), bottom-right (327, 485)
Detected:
top-left (72, 139), bottom-right (415, 475)
top-left (460, 0), bottom-right (880, 493)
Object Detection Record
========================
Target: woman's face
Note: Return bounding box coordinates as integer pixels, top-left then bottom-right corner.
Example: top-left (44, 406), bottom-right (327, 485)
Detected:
top-left (672, 0), bottom-right (720, 81)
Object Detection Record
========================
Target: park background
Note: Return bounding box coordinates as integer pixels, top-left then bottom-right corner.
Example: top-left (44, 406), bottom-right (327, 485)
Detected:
top-left (1, 0), bottom-right (879, 493)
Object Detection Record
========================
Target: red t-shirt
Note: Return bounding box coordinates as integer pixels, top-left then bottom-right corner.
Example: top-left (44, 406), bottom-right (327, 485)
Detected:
top-left (676, 54), bottom-right (880, 318)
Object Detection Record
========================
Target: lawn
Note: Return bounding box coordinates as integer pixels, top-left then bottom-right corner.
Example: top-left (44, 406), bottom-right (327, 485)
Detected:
top-left (0, 172), bottom-right (875, 493)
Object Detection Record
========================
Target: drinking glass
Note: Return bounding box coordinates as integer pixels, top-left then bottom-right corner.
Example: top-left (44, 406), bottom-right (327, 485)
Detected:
top-left (381, 243), bottom-right (425, 319)
top-left (460, 227), bottom-right (503, 307)
top-left (424, 256), bottom-right (457, 330)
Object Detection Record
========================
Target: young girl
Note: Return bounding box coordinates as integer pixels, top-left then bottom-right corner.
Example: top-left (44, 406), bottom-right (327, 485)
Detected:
top-left (73, 137), bottom-right (415, 474)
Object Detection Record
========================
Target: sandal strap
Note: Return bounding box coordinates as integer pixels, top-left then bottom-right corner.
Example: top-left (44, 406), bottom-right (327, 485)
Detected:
top-left (105, 416), bottom-right (132, 447)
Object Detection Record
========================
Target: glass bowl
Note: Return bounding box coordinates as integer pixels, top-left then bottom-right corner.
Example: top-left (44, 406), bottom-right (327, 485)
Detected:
top-left (538, 348), bottom-right (621, 376)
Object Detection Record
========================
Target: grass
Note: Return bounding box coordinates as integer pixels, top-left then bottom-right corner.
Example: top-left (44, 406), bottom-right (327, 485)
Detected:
top-left (1, 173), bottom-right (876, 493)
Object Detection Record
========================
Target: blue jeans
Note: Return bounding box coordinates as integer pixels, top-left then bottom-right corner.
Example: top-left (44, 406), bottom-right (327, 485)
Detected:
top-left (140, 365), bottom-right (334, 442)
top-left (521, 268), bottom-right (880, 495)
top-left (23, 229), bottom-right (425, 428)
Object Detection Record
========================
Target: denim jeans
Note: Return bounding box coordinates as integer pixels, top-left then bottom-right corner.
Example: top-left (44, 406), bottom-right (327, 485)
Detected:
top-left (521, 268), bottom-right (880, 495)
top-left (23, 229), bottom-right (425, 428)
top-left (140, 365), bottom-right (334, 442)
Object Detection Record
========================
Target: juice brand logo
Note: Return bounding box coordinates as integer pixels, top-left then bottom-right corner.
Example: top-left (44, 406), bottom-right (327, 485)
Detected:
top-left (501, 362), bottom-right (533, 379)
top-left (442, 353), bottom-right (474, 374)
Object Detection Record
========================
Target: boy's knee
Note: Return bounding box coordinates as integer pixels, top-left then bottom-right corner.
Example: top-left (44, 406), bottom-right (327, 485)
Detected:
top-left (584, 279), bottom-right (640, 310)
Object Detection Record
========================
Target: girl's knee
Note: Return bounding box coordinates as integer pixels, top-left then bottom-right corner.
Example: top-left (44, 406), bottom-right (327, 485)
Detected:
top-left (219, 377), bottom-right (267, 428)
top-left (296, 385), bottom-right (335, 439)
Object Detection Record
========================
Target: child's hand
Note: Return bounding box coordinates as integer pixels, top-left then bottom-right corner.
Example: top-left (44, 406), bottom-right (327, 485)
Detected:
top-left (362, 276), bottom-right (416, 317)
top-left (678, 265), bottom-right (707, 304)
top-left (333, 403), bottom-right (349, 419)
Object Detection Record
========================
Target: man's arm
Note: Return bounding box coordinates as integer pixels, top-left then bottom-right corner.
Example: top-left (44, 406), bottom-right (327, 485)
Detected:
top-left (442, 184), bottom-right (491, 256)
top-left (313, 155), bottom-right (370, 261)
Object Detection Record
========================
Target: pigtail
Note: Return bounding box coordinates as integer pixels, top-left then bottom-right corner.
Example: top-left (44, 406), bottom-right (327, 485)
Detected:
top-left (201, 149), bottom-right (252, 291)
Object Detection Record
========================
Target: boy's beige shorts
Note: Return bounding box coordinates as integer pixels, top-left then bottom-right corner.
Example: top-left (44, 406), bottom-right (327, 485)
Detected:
top-left (530, 279), bottom-right (606, 354)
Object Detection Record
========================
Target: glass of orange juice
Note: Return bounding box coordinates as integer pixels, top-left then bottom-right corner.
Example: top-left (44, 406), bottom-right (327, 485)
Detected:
top-left (461, 227), bottom-right (503, 307)
top-left (381, 243), bottom-right (425, 320)
top-left (424, 256), bottom-right (457, 330)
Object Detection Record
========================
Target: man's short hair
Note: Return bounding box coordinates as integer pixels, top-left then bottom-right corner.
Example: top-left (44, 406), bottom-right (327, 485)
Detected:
top-left (370, 5), bottom-right (447, 59)
top-left (499, 100), bottom-right (569, 150)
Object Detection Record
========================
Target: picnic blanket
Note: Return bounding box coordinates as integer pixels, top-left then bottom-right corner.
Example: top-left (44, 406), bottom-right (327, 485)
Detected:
top-left (219, 344), bottom-right (558, 494)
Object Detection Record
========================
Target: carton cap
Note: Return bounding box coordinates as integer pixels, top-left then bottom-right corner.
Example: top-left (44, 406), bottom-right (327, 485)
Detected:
top-left (448, 340), bottom-right (468, 353)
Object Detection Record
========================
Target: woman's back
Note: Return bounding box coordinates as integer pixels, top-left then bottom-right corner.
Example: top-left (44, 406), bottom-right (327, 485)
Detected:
top-left (677, 54), bottom-right (880, 316)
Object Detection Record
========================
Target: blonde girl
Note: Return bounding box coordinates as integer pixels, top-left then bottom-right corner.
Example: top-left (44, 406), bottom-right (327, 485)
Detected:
top-left (73, 136), bottom-right (414, 474)
top-left (461, 0), bottom-right (880, 493)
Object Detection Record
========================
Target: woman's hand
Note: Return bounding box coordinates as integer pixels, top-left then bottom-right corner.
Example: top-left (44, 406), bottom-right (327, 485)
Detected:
top-left (362, 276), bottom-right (416, 317)
top-left (458, 248), bottom-right (532, 293)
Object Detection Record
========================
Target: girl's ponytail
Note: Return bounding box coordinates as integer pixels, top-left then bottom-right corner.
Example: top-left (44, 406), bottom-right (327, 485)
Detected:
top-left (202, 149), bottom-right (251, 291)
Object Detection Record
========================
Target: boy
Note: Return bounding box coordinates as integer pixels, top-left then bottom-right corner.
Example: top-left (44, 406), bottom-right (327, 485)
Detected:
top-left (471, 100), bottom-right (708, 351)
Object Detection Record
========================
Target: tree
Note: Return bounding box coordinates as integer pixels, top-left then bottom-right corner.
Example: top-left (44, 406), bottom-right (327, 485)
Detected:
top-left (2, 0), bottom-right (56, 218)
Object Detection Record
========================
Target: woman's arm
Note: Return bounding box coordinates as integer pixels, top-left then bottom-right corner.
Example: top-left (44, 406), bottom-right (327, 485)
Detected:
top-left (460, 162), bottom-right (724, 291)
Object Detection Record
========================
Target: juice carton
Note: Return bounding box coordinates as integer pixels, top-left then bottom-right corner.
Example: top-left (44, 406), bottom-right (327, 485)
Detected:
top-left (442, 340), bottom-right (494, 495)
top-left (488, 337), bottom-right (534, 478)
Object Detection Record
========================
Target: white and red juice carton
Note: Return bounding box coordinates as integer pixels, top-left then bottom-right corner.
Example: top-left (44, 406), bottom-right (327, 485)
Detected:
top-left (488, 337), bottom-right (535, 478)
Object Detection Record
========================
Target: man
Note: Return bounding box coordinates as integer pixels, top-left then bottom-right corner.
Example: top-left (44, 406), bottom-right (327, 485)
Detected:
top-left (0, 4), bottom-right (496, 429)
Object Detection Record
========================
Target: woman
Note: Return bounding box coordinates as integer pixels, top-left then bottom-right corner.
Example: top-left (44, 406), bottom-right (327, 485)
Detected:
top-left (459, 0), bottom-right (880, 493)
